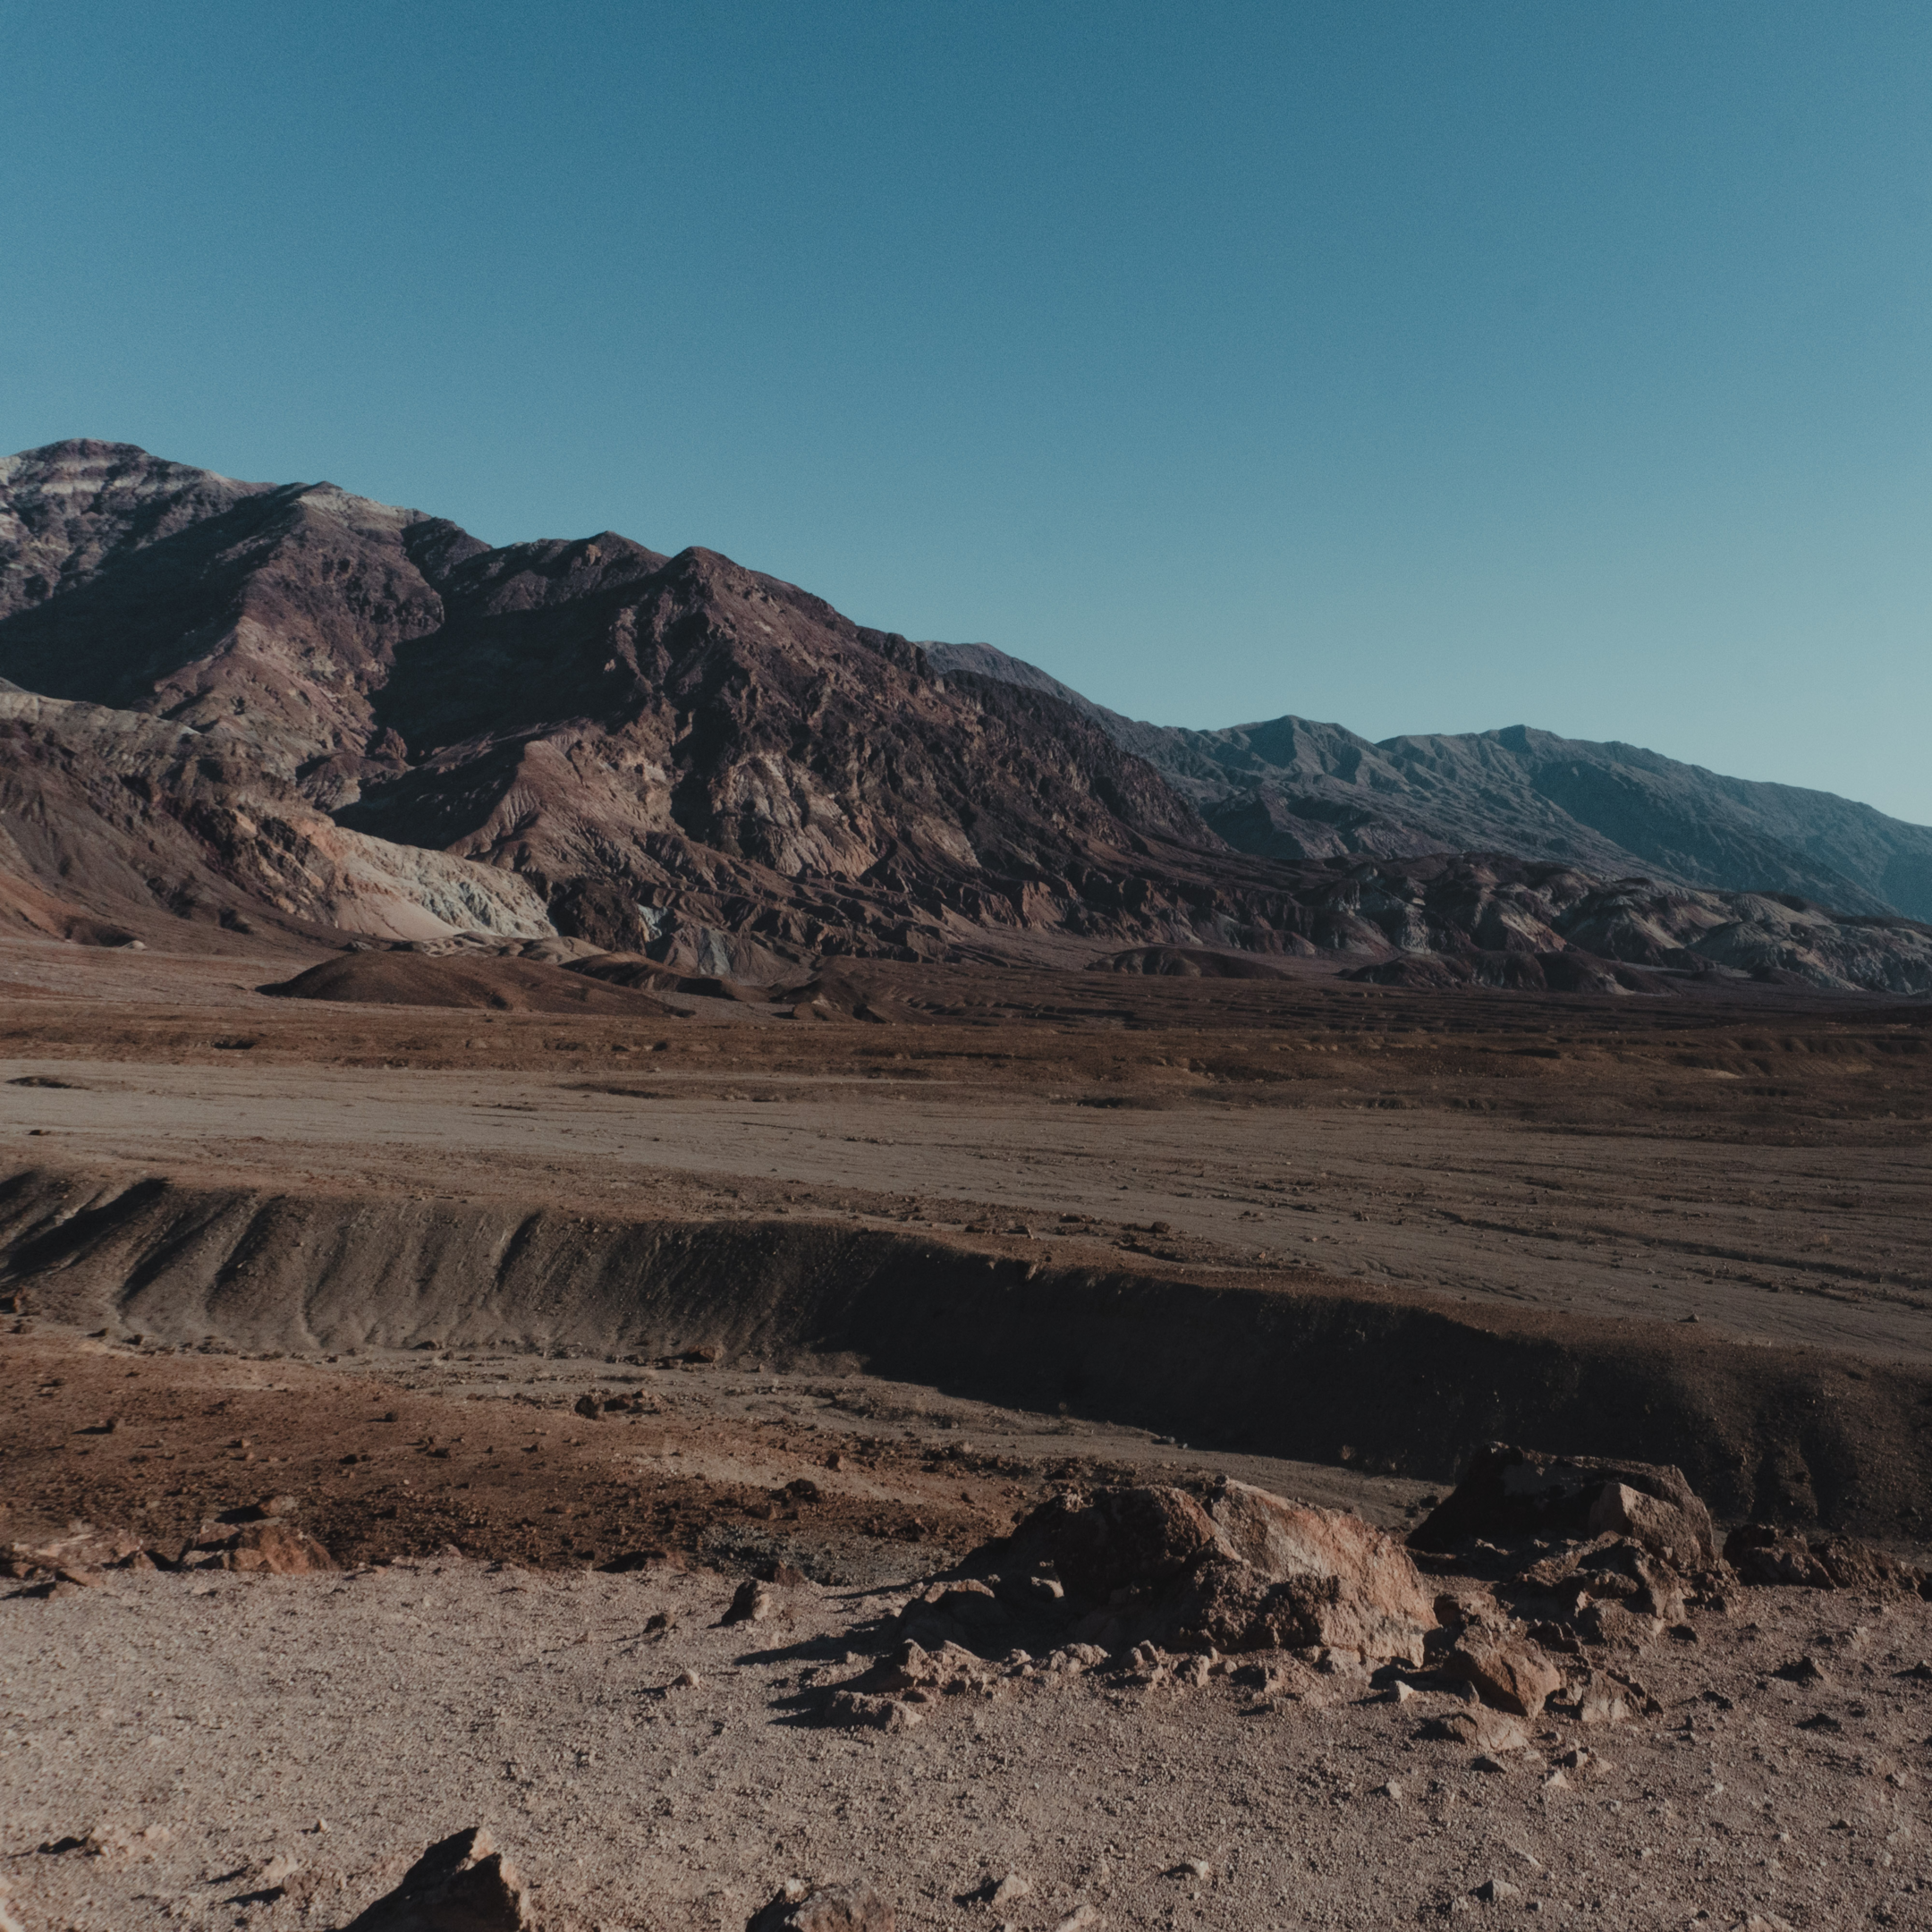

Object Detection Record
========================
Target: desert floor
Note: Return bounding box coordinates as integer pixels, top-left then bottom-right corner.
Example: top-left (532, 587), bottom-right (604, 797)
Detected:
top-left (1, 932), bottom-right (1928, 1929)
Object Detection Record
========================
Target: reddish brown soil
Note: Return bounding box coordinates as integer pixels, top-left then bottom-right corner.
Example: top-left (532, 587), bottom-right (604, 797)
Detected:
top-left (0, 1330), bottom-right (1030, 1580)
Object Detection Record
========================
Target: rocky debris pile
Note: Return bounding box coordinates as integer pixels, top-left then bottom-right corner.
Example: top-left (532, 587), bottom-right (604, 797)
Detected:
top-left (917, 1480), bottom-right (1435, 1663)
top-left (572, 1388), bottom-right (658, 1419)
top-left (1409, 1444), bottom-right (1717, 1570)
top-left (4, 1504), bottom-right (333, 1594)
top-left (820, 1479), bottom-right (1436, 1731)
top-left (1417, 1441), bottom-right (1931, 1613)
top-left (1410, 1445), bottom-right (1731, 1658)
top-left (1723, 1521), bottom-right (1926, 1594)
top-left (1399, 1441), bottom-right (1932, 1741)
top-left (344, 1826), bottom-right (533, 1932)
top-left (2, 1525), bottom-right (148, 1593)
top-left (185, 1515), bottom-right (335, 1575)
top-left (810, 1446), bottom-right (1932, 1745)
top-left (823, 1636), bottom-right (1116, 1733)
top-left (747, 1878), bottom-right (894, 1930)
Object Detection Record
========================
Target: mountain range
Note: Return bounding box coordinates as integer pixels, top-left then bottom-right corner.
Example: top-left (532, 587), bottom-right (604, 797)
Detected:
top-left (2, 438), bottom-right (1928, 996)
top-left (923, 645), bottom-right (1932, 924)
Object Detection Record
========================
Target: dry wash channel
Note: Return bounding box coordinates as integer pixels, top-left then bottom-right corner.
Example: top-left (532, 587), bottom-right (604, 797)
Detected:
top-left (2, 1161), bottom-right (1928, 1541)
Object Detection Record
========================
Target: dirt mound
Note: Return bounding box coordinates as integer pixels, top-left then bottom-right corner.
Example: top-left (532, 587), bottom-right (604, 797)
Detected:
top-left (1345, 949), bottom-right (1674, 996)
top-left (778, 972), bottom-right (912, 1023)
top-left (258, 952), bottom-right (676, 1016)
top-left (1343, 953), bottom-right (1473, 990)
top-left (566, 953), bottom-right (772, 1003)
top-left (1089, 945), bottom-right (1302, 978)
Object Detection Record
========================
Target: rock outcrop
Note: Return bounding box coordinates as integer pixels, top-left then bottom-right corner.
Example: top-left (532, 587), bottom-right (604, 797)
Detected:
top-left (1411, 1442), bottom-right (1932, 1681)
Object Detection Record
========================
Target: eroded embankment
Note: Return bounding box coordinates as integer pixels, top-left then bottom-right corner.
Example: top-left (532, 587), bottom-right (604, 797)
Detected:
top-left (1, 1163), bottom-right (1923, 1538)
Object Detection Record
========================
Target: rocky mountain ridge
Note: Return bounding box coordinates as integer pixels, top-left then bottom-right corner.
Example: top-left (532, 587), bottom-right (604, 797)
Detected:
top-left (2, 438), bottom-right (1929, 996)
top-left (922, 643), bottom-right (1932, 923)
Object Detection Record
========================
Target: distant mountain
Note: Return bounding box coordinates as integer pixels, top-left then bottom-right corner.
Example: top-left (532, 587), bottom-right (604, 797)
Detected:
top-left (923, 643), bottom-right (1932, 923)
top-left (2, 439), bottom-right (1929, 996)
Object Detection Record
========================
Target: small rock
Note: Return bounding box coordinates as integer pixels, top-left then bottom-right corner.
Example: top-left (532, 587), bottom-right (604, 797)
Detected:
top-left (987, 1873), bottom-right (1031, 1905)
top-left (670, 1668), bottom-right (701, 1690)
top-left (1052, 1910), bottom-right (1102, 1932)
top-left (1574, 1600), bottom-right (1663, 1648)
top-left (826, 1690), bottom-right (921, 1733)
top-left (747, 1879), bottom-right (895, 1930)
top-left (205, 1521), bottom-right (335, 1575)
top-left (1376, 1779), bottom-right (1402, 1801)
top-left (1421, 1707), bottom-right (1531, 1754)
top-left (343, 1825), bottom-right (532, 1930)
top-left (1471, 1753), bottom-right (1510, 1775)
top-left (1444, 1634), bottom-right (1563, 1717)
top-left (1574, 1677), bottom-right (1630, 1726)
top-left (1474, 1876), bottom-right (1521, 1902)
top-left (723, 1580), bottom-right (775, 1625)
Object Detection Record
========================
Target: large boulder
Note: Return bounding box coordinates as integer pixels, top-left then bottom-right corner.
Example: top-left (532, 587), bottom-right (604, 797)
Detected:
top-left (1410, 1445), bottom-right (1716, 1572)
top-left (1004, 1486), bottom-right (1224, 1603)
top-left (999, 1481), bottom-right (1436, 1665)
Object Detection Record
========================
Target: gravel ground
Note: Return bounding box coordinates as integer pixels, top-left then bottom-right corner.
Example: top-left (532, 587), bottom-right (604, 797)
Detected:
top-left (4, 1558), bottom-right (1930, 1929)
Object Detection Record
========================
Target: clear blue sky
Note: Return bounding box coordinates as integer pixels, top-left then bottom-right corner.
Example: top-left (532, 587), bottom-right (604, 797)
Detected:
top-left (4, 2), bottom-right (1928, 820)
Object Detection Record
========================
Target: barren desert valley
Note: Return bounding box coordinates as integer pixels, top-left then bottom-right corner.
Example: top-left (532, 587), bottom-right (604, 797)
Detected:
top-left (0, 443), bottom-right (1929, 1930)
